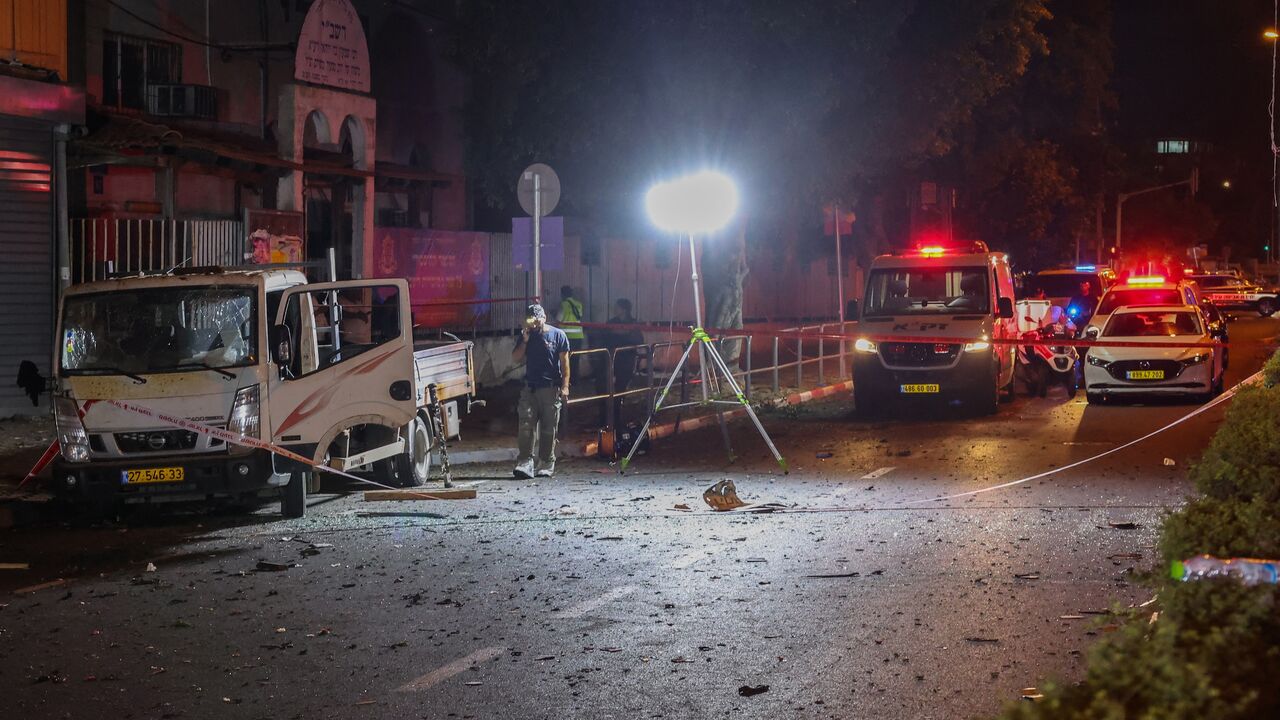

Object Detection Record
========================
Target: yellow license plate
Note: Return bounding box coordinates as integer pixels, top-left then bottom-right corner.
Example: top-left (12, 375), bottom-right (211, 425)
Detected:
top-left (121, 467), bottom-right (185, 484)
top-left (1126, 370), bottom-right (1165, 380)
top-left (900, 383), bottom-right (940, 394)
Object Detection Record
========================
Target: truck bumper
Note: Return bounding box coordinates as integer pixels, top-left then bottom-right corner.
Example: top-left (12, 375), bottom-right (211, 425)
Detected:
top-left (852, 351), bottom-right (994, 405)
top-left (51, 449), bottom-right (289, 506)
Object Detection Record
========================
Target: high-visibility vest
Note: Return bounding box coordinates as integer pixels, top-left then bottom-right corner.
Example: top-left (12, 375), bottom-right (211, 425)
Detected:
top-left (560, 298), bottom-right (585, 339)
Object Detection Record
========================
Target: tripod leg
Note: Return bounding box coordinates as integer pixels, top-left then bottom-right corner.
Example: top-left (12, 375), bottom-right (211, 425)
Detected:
top-left (619, 337), bottom-right (698, 473)
top-left (703, 340), bottom-right (789, 473)
top-left (699, 337), bottom-right (735, 462)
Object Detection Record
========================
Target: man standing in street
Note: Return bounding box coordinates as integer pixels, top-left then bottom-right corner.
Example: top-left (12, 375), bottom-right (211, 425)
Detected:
top-left (512, 303), bottom-right (570, 478)
top-left (557, 285), bottom-right (586, 385)
top-left (1067, 280), bottom-right (1098, 326)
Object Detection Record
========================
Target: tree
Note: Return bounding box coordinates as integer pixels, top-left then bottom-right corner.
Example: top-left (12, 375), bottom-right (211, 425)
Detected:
top-left (448, 0), bottom-right (1054, 330)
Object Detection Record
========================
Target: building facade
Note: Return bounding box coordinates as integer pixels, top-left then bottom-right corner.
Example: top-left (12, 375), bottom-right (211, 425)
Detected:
top-left (0, 0), bottom-right (84, 416)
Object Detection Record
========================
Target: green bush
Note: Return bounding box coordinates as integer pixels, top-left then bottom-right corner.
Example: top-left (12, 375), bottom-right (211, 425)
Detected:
top-left (1187, 384), bottom-right (1280, 504)
top-left (992, 348), bottom-right (1280, 720)
top-left (1263, 349), bottom-right (1280, 388)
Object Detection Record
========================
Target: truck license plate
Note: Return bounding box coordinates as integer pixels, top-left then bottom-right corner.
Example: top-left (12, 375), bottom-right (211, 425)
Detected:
top-left (1125, 370), bottom-right (1165, 380)
top-left (900, 383), bottom-right (940, 394)
top-left (121, 467), bottom-right (185, 484)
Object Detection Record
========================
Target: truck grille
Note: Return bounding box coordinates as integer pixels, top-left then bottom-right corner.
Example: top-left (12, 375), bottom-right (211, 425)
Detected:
top-left (114, 429), bottom-right (200, 453)
top-left (1106, 360), bottom-right (1183, 381)
top-left (880, 342), bottom-right (960, 367)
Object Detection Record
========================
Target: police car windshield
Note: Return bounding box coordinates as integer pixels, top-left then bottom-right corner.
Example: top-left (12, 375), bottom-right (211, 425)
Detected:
top-left (864, 268), bottom-right (989, 316)
top-left (1095, 288), bottom-right (1180, 316)
top-left (1104, 311), bottom-right (1202, 337)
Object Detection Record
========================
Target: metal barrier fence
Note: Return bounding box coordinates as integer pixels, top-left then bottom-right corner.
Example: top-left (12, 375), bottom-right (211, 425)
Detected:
top-left (69, 218), bottom-right (246, 284)
top-left (565, 322), bottom-right (852, 433)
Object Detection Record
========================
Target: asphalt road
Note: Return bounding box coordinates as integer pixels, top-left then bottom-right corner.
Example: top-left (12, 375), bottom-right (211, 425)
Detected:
top-left (1, 316), bottom-right (1276, 720)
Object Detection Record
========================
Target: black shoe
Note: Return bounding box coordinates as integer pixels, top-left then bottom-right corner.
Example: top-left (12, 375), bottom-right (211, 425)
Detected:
top-left (513, 468), bottom-right (534, 479)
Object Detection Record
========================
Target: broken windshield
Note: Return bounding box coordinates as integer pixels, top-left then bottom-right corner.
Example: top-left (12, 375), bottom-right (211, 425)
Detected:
top-left (61, 286), bottom-right (257, 376)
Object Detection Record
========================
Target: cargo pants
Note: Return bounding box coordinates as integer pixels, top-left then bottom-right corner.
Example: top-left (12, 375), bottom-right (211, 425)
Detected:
top-left (515, 385), bottom-right (563, 476)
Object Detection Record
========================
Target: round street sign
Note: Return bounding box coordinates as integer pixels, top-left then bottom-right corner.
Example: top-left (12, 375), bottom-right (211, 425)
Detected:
top-left (517, 163), bottom-right (561, 217)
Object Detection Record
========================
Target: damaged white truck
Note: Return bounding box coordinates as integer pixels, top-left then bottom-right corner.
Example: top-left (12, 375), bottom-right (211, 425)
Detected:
top-left (50, 267), bottom-right (474, 517)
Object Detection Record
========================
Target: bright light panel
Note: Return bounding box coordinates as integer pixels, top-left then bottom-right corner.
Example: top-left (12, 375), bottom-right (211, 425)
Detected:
top-left (645, 171), bottom-right (739, 235)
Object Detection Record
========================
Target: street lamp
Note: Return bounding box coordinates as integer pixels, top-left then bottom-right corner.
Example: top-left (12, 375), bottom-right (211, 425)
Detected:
top-left (1265, 29), bottom-right (1279, 39)
top-left (621, 171), bottom-right (786, 474)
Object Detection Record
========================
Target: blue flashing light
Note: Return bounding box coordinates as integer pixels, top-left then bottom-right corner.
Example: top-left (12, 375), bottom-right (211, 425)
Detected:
top-left (1075, 265), bottom-right (1096, 272)
top-left (1067, 304), bottom-right (1082, 318)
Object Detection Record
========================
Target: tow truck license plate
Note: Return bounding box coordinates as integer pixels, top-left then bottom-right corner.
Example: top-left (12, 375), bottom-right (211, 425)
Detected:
top-left (1126, 370), bottom-right (1165, 380)
top-left (121, 467), bottom-right (185, 484)
top-left (900, 383), bottom-right (940, 394)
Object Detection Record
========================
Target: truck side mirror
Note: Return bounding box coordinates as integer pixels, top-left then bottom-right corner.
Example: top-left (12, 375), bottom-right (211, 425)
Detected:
top-left (272, 324), bottom-right (293, 367)
top-left (845, 299), bottom-right (860, 322)
top-left (997, 297), bottom-right (1015, 319)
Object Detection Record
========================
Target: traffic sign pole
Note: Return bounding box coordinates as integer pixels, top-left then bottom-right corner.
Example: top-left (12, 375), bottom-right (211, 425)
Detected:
top-left (534, 173), bottom-right (542, 301)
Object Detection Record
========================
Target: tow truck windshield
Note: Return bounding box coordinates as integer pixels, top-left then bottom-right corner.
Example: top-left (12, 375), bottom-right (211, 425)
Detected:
top-left (864, 267), bottom-right (990, 316)
top-left (61, 286), bottom-right (257, 376)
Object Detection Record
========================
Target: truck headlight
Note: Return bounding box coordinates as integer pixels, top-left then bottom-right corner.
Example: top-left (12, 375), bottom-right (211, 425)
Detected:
top-left (963, 340), bottom-right (990, 353)
top-left (854, 338), bottom-right (877, 354)
top-left (53, 396), bottom-right (90, 463)
top-left (227, 385), bottom-right (261, 439)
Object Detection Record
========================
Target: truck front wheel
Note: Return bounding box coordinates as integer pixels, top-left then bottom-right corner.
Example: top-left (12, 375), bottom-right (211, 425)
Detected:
top-left (377, 416), bottom-right (432, 488)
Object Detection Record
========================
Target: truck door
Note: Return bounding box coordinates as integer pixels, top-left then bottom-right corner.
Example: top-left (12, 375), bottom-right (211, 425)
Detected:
top-left (993, 261), bottom-right (1017, 383)
top-left (268, 279), bottom-right (416, 455)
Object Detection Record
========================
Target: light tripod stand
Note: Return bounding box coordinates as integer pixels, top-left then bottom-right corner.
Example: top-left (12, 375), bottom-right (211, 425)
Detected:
top-left (618, 231), bottom-right (787, 474)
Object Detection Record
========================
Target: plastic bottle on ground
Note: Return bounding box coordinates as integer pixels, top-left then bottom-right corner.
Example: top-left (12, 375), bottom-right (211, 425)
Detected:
top-left (1172, 554), bottom-right (1280, 585)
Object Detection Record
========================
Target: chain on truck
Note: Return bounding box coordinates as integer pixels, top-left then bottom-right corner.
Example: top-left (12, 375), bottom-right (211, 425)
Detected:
top-left (48, 264), bottom-right (475, 518)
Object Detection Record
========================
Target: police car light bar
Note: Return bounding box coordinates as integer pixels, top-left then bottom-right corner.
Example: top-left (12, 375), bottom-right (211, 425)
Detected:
top-left (919, 246), bottom-right (946, 257)
top-left (1127, 275), bottom-right (1166, 285)
top-left (1075, 265), bottom-right (1096, 271)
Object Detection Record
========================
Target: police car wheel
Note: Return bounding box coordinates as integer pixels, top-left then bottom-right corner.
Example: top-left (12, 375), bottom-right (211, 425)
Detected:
top-left (1258, 298), bottom-right (1277, 317)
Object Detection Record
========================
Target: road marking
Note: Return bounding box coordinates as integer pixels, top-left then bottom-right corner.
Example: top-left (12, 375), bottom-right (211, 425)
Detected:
top-left (861, 466), bottom-right (895, 480)
top-left (398, 645), bottom-right (505, 692)
top-left (560, 585), bottom-right (636, 619)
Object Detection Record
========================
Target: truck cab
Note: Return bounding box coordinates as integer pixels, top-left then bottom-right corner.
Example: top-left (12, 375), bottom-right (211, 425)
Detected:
top-left (50, 268), bottom-right (471, 517)
top-left (850, 241), bottom-right (1017, 415)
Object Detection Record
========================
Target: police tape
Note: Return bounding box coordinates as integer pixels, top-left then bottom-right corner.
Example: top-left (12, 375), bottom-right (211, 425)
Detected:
top-left (567, 320), bottom-right (1232, 350)
top-left (77, 399), bottom-right (461, 502)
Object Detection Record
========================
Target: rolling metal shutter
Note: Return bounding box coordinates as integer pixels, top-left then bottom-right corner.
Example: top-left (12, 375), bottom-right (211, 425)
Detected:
top-left (0, 116), bottom-right (54, 417)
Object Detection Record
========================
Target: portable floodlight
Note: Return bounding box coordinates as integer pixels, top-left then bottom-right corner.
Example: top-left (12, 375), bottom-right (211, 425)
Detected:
top-left (621, 170), bottom-right (785, 474)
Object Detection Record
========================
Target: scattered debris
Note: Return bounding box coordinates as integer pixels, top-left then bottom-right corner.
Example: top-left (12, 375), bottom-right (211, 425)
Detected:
top-left (363, 488), bottom-right (476, 501)
top-left (806, 572), bottom-right (860, 579)
top-left (1109, 552), bottom-right (1142, 560)
top-left (1021, 687), bottom-right (1044, 701)
top-left (672, 503), bottom-right (691, 511)
top-left (1163, 457), bottom-right (1176, 466)
top-left (145, 562), bottom-right (157, 573)
top-left (1059, 614), bottom-right (1084, 620)
top-left (815, 451), bottom-right (833, 459)
top-left (1014, 573), bottom-right (1041, 580)
top-left (534, 655), bottom-right (555, 661)
top-left (738, 684), bottom-right (770, 697)
top-left (0, 563), bottom-right (29, 570)
top-left (965, 637), bottom-right (1000, 643)
top-left (13, 578), bottom-right (67, 595)
top-left (671, 656), bottom-right (695, 664)
top-left (703, 479), bottom-right (745, 512)
top-left (464, 681), bottom-right (483, 687)
top-left (256, 560), bottom-right (292, 572)
top-left (554, 506), bottom-right (579, 516)
top-left (1106, 521), bottom-right (1139, 530)
top-left (745, 558), bottom-right (768, 563)
top-left (630, 496), bottom-right (654, 501)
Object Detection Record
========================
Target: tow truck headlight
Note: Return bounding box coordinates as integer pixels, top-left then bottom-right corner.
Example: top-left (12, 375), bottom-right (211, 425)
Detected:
top-left (963, 340), bottom-right (991, 353)
top-left (53, 396), bottom-right (90, 463)
top-left (227, 385), bottom-right (261, 439)
top-left (854, 338), bottom-right (877, 353)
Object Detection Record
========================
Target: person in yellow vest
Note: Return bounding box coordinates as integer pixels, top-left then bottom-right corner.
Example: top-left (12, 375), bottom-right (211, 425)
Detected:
top-left (557, 285), bottom-right (585, 386)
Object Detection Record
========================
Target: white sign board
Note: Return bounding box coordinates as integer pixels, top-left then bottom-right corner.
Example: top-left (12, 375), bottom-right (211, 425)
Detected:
top-left (294, 0), bottom-right (370, 93)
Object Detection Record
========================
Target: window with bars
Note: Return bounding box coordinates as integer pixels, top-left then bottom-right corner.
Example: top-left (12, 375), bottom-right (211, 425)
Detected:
top-left (102, 33), bottom-right (182, 111)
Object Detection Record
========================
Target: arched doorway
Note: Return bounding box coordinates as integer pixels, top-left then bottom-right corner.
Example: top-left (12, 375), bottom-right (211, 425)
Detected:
top-left (302, 109), bottom-right (356, 278)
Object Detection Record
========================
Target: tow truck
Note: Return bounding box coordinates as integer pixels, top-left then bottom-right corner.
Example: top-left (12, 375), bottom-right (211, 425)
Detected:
top-left (848, 240), bottom-right (1018, 415)
top-left (50, 267), bottom-right (474, 517)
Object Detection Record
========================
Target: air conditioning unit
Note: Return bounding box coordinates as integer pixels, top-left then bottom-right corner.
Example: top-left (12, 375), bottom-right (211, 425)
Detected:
top-left (147, 84), bottom-right (218, 120)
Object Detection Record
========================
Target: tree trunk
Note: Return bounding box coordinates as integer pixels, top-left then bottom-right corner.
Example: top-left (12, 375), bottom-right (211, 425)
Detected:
top-left (701, 221), bottom-right (749, 365)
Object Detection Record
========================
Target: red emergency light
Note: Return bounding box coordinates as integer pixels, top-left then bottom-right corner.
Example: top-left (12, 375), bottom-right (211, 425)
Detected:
top-left (1127, 275), bottom-right (1166, 286)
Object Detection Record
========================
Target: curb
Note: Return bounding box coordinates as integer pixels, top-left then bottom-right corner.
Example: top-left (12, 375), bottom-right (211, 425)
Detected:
top-left (580, 379), bottom-right (853, 457)
top-left (442, 447), bottom-right (519, 465)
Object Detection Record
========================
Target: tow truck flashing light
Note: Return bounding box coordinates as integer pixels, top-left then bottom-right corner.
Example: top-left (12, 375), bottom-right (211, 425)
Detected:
top-left (919, 245), bottom-right (946, 257)
top-left (1075, 265), bottom-right (1096, 272)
